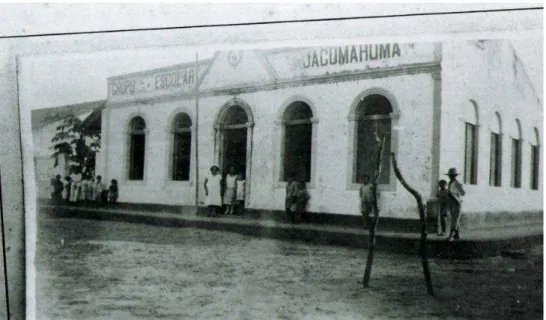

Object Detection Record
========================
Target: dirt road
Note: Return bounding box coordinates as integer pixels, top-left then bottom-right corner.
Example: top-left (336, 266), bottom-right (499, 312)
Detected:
top-left (35, 216), bottom-right (542, 320)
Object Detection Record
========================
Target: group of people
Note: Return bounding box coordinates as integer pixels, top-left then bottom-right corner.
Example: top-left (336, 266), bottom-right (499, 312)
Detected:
top-left (204, 166), bottom-right (246, 217)
top-left (358, 167), bottom-right (466, 242)
top-left (52, 164), bottom-right (465, 241)
top-left (435, 167), bottom-right (466, 242)
top-left (50, 169), bottom-right (119, 206)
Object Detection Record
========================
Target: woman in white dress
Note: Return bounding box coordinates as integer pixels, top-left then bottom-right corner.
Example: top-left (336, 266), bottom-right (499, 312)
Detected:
top-left (69, 169), bottom-right (82, 204)
top-left (223, 167), bottom-right (238, 215)
top-left (204, 166), bottom-right (222, 217)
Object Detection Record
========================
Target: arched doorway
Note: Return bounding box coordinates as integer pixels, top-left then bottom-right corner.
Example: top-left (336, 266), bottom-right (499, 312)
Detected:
top-left (215, 100), bottom-right (254, 186)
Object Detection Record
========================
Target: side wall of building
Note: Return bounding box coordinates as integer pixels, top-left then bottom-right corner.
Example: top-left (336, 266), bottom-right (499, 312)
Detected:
top-left (441, 40), bottom-right (542, 222)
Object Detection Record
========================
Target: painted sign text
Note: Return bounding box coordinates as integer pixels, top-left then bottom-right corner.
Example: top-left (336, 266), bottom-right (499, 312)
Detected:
top-left (303, 43), bottom-right (401, 68)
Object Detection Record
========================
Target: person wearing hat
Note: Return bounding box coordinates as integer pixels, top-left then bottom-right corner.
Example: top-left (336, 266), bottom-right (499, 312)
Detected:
top-left (445, 167), bottom-right (466, 241)
top-left (204, 165), bottom-right (223, 217)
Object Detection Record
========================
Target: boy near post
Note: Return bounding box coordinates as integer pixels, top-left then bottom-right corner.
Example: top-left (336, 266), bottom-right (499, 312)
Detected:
top-left (436, 180), bottom-right (449, 236)
top-left (360, 175), bottom-right (378, 224)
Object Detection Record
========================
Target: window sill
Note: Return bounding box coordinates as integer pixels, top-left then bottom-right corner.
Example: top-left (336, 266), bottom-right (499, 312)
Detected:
top-left (124, 180), bottom-right (146, 185)
top-left (164, 180), bottom-right (194, 187)
top-left (275, 181), bottom-right (316, 190)
top-left (346, 182), bottom-right (396, 192)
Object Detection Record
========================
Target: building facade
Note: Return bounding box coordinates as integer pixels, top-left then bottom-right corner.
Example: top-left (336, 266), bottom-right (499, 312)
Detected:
top-left (96, 40), bottom-right (542, 228)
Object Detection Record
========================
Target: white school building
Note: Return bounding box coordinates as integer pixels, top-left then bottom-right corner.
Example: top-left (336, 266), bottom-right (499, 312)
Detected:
top-left (89, 40), bottom-right (542, 228)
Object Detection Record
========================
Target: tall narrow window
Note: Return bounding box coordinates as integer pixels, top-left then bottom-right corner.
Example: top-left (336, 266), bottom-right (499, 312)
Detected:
top-left (489, 133), bottom-right (502, 186)
top-left (172, 113), bottom-right (192, 181)
top-left (283, 101), bottom-right (313, 182)
top-left (531, 145), bottom-right (539, 190)
top-left (530, 127), bottom-right (540, 190)
top-left (355, 94), bottom-right (392, 184)
top-left (463, 101), bottom-right (479, 185)
top-left (489, 113), bottom-right (502, 186)
top-left (464, 123), bottom-right (478, 185)
top-left (511, 138), bottom-right (522, 188)
top-left (511, 119), bottom-right (522, 189)
top-left (128, 116), bottom-right (146, 180)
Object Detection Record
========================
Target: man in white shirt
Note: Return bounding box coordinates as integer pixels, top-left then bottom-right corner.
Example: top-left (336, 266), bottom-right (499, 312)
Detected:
top-left (445, 167), bottom-right (466, 241)
top-left (94, 175), bottom-right (107, 206)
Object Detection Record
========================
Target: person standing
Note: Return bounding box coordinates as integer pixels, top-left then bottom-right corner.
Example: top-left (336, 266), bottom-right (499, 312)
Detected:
top-left (51, 175), bottom-right (64, 203)
top-left (108, 179), bottom-right (119, 206)
top-left (69, 168), bottom-right (82, 204)
top-left (223, 166), bottom-right (238, 215)
top-left (64, 176), bottom-right (72, 204)
top-left (294, 181), bottom-right (311, 223)
top-left (445, 168), bottom-right (466, 241)
top-left (359, 175), bottom-right (375, 218)
top-left (204, 166), bottom-right (222, 217)
top-left (235, 173), bottom-right (246, 215)
top-left (84, 175), bottom-right (96, 205)
top-left (94, 175), bottom-right (107, 206)
top-left (436, 180), bottom-right (449, 236)
top-left (285, 173), bottom-right (298, 223)
top-left (80, 175), bottom-right (91, 204)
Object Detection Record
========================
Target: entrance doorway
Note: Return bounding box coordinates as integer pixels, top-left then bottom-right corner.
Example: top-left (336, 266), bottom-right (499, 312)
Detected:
top-left (222, 128), bottom-right (247, 175)
top-left (216, 101), bottom-right (254, 199)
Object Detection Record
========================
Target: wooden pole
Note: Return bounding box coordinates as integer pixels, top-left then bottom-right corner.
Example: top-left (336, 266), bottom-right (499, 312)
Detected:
top-left (194, 53), bottom-right (200, 214)
top-left (362, 134), bottom-right (385, 288)
top-left (390, 152), bottom-right (435, 296)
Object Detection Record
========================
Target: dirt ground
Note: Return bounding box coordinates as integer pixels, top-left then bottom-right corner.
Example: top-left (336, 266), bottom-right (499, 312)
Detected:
top-left (35, 216), bottom-right (543, 320)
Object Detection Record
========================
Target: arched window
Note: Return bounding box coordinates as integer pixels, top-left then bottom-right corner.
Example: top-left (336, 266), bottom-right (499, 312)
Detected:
top-left (355, 94), bottom-right (392, 184)
top-left (283, 101), bottom-right (313, 182)
top-left (463, 101), bottom-right (479, 185)
top-left (530, 127), bottom-right (540, 190)
top-left (511, 119), bottom-right (522, 188)
top-left (128, 116), bottom-right (146, 180)
top-left (489, 112), bottom-right (502, 186)
top-left (172, 113), bottom-right (192, 181)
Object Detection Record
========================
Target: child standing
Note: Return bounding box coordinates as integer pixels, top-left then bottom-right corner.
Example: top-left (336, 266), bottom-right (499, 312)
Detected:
top-left (94, 175), bottom-right (107, 206)
top-left (294, 181), bottom-right (311, 223)
top-left (86, 175), bottom-right (96, 204)
top-left (80, 175), bottom-right (89, 203)
top-left (359, 175), bottom-right (376, 218)
top-left (51, 175), bottom-right (64, 203)
top-left (235, 173), bottom-right (246, 215)
top-left (64, 176), bottom-right (72, 204)
top-left (285, 174), bottom-right (298, 223)
top-left (436, 180), bottom-right (449, 236)
top-left (223, 166), bottom-right (238, 215)
top-left (108, 179), bottom-right (119, 205)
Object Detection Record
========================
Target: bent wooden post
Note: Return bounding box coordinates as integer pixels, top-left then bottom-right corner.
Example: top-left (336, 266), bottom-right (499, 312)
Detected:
top-left (390, 152), bottom-right (434, 296)
top-left (362, 134), bottom-right (385, 288)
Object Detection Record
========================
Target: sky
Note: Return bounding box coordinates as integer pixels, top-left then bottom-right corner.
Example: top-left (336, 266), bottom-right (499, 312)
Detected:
top-left (19, 30), bottom-right (542, 111)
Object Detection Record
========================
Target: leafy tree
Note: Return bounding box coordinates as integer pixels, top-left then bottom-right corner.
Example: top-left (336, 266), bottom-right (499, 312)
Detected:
top-left (50, 115), bottom-right (101, 176)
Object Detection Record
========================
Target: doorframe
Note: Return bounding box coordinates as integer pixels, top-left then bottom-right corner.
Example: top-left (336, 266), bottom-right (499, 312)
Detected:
top-left (214, 98), bottom-right (255, 206)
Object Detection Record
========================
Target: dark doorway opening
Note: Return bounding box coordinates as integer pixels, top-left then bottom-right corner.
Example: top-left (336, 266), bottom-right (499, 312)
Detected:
top-left (222, 128), bottom-right (247, 176)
